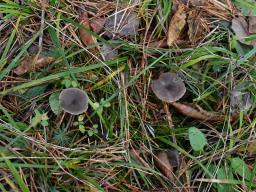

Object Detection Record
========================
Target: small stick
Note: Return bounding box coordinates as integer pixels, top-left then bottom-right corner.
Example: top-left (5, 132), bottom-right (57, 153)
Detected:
top-left (163, 102), bottom-right (177, 145)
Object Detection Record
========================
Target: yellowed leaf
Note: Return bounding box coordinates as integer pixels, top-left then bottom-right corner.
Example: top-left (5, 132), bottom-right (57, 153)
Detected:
top-left (167, 4), bottom-right (187, 46)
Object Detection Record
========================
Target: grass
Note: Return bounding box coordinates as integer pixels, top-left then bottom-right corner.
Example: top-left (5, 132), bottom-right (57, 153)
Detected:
top-left (0, 0), bottom-right (256, 191)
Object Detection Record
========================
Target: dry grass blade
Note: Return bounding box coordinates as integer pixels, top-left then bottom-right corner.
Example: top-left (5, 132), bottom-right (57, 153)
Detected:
top-left (187, 9), bottom-right (209, 45)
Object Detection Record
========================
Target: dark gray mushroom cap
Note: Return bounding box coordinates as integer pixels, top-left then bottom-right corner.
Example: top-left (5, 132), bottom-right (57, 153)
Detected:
top-left (151, 72), bottom-right (186, 103)
top-left (59, 88), bottom-right (88, 115)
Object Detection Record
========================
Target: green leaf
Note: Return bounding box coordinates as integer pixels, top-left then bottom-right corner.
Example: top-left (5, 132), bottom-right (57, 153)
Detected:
top-left (88, 129), bottom-right (94, 137)
top-left (49, 92), bottom-right (61, 115)
top-left (41, 120), bottom-right (49, 127)
top-left (230, 157), bottom-right (252, 181)
top-left (30, 110), bottom-right (42, 128)
top-left (79, 125), bottom-right (85, 134)
top-left (188, 127), bottom-right (207, 152)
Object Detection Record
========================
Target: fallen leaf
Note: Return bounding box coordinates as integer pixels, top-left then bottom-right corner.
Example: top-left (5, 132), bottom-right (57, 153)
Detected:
top-left (230, 90), bottom-right (252, 114)
top-left (104, 10), bottom-right (140, 39)
top-left (230, 157), bottom-right (252, 181)
top-left (167, 4), bottom-right (187, 46)
top-left (154, 150), bottom-right (179, 180)
top-left (188, 127), bottom-right (207, 152)
top-left (79, 11), bottom-right (97, 52)
top-left (249, 16), bottom-right (256, 34)
top-left (13, 55), bottom-right (55, 75)
top-left (100, 43), bottom-right (118, 61)
top-left (170, 102), bottom-right (233, 121)
top-left (90, 17), bottom-right (106, 34)
top-left (231, 16), bottom-right (256, 47)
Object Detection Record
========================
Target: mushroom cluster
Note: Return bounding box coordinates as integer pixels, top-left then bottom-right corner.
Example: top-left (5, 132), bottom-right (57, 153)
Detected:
top-left (59, 88), bottom-right (89, 115)
top-left (151, 72), bottom-right (186, 103)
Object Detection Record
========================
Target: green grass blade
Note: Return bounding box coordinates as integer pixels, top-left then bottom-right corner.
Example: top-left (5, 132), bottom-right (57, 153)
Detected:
top-left (1, 153), bottom-right (30, 192)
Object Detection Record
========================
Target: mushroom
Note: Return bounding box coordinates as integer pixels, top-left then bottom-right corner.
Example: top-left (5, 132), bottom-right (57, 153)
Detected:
top-left (151, 72), bottom-right (186, 144)
top-left (151, 72), bottom-right (186, 103)
top-left (59, 88), bottom-right (89, 115)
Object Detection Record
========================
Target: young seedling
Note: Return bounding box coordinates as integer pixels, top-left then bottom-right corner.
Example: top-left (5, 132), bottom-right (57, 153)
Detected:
top-left (151, 72), bottom-right (186, 144)
top-left (59, 88), bottom-right (89, 115)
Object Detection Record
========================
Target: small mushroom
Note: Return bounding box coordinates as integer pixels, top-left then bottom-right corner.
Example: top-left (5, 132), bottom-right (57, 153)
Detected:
top-left (151, 72), bottom-right (186, 103)
top-left (59, 88), bottom-right (89, 115)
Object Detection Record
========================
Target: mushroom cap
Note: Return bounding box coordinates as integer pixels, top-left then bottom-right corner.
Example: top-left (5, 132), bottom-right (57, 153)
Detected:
top-left (151, 72), bottom-right (186, 103)
top-left (59, 88), bottom-right (88, 115)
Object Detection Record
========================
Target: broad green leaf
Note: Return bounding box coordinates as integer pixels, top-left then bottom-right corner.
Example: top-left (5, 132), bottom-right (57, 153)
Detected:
top-left (49, 92), bottom-right (61, 115)
top-left (230, 157), bottom-right (252, 181)
top-left (188, 127), bottom-right (207, 152)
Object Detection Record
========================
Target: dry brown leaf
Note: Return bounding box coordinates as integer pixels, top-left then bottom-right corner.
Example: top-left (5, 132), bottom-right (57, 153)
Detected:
top-left (79, 12), bottom-right (97, 52)
top-left (231, 16), bottom-right (256, 47)
top-left (13, 55), bottom-right (55, 75)
top-left (249, 16), bottom-right (256, 34)
top-left (167, 4), bottom-right (187, 46)
top-left (154, 150), bottom-right (179, 180)
top-left (90, 17), bottom-right (106, 34)
top-left (170, 102), bottom-right (233, 121)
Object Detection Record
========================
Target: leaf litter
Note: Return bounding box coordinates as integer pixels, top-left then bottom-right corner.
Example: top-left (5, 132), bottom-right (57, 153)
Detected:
top-left (13, 54), bottom-right (55, 75)
top-left (231, 16), bottom-right (256, 47)
top-left (104, 10), bottom-right (140, 39)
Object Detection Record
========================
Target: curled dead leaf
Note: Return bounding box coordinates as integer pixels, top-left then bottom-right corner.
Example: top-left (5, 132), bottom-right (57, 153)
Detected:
top-left (154, 150), bottom-right (179, 180)
top-left (170, 102), bottom-right (234, 121)
top-left (167, 4), bottom-right (187, 46)
top-left (79, 12), bottom-right (97, 52)
top-left (13, 55), bottom-right (55, 75)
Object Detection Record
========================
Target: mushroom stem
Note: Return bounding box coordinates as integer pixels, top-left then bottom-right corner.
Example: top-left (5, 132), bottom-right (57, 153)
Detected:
top-left (163, 102), bottom-right (177, 145)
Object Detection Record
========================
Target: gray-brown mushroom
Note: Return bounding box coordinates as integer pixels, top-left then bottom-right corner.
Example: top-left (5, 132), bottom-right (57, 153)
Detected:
top-left (59, 88), bottom-right (88, 115)
top-left (151, 72), bottom-right (186, 103)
